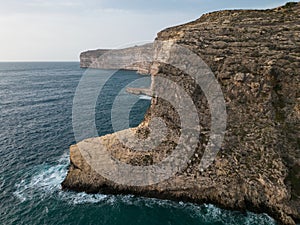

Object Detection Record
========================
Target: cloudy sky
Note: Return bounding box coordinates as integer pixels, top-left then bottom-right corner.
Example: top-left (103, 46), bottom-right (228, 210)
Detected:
top-left (0, 0), bottom-right (290, 61)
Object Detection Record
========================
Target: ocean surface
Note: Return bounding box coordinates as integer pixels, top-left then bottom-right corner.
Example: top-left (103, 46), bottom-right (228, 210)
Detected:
top-left (0, 62), bottom-right (276, 225)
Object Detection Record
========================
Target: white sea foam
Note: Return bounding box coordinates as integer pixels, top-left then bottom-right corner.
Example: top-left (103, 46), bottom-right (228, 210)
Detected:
top-left (13, 153), bottom-right (109, 205)
top-left (13, 153), bottom-right (276, 225)
top-left (139, 95), bottom-right (152, 100)
top-left (58, 192), bottom-right (108, 205)
top-left (13, 160), bottom-right (68, 202)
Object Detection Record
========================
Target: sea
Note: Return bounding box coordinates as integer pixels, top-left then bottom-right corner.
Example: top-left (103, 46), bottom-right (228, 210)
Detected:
top-left (0, 62), bottom-right (276, 225)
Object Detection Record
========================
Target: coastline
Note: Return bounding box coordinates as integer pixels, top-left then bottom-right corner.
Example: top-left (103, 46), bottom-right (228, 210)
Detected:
top-left (62, 3), bottom-right (300, 225)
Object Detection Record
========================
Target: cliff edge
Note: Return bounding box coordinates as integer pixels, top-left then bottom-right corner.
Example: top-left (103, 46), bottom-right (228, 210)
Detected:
top-left (80, 43), bottom-right (153, 74)
top-left (63, 3), bottom-right (300, 224)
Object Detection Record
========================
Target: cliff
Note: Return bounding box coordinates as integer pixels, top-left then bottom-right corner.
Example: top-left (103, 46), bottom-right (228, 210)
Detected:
top-left (80, 43), bottom-right (153, 74)
top-left (64, 2), bottom-right (300, 224)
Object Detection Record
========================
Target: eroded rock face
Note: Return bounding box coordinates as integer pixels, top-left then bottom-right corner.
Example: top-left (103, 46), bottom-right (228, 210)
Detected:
top-left (63, 3), bottom-right (300, 225)
top-left (80, 43), bottom-right (154, 75)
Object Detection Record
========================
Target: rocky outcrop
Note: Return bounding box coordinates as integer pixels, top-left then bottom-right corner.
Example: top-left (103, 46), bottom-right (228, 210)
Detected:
top-left (126, 87), bottom-right (152, 96)
top-left (80, 43), bottom-right (153, 74)
top-left (64, 2), bottom-right (300, 225)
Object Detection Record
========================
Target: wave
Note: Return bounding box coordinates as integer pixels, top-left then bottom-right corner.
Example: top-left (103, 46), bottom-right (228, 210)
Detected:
top-left (13, 153), bottom-right (69, 202)
top-left (13, 153), bottom-right (110, 205)
top-left (13, 153), bottom-right (275, 225)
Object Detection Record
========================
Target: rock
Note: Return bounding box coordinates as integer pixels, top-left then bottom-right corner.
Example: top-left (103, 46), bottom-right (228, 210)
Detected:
top-left (63, 2), bottom-right (300, 225)
top-left (234, 73), bottom-right (245, 82)
top-left (126, 88), bottom-right (152, 96)
top-left (80, 43), bottom-right (154, 75)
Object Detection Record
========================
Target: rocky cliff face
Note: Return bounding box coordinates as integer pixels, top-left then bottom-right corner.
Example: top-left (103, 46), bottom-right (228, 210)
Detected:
top-left (80, 43), bottom-right (153, 74)
top-left (64, 2), bottom-right (300, 224)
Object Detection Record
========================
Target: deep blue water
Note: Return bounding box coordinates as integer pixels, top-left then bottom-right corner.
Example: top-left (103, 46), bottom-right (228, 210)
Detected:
top-left (0, 62), bottom-right (276, 225)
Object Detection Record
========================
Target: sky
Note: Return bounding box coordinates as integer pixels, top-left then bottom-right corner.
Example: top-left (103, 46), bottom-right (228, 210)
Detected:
top-left (0, 0), bottom-right (292, 61)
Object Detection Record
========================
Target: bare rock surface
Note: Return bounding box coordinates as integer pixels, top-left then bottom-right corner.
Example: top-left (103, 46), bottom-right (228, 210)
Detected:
top-left (63, 3), bottom-right (300, 224)
top-left (80, 43), bottom-right (153, 74)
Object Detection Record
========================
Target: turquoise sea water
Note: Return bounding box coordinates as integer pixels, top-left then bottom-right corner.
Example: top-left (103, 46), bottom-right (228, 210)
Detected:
top-left (0, 62), bottom-right (276, 225)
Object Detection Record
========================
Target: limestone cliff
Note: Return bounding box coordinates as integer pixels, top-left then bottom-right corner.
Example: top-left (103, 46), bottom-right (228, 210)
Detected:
top-left (64, 2), bottom-right (300, 224)
top-left (80, 44), bottom-right (153, 74)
